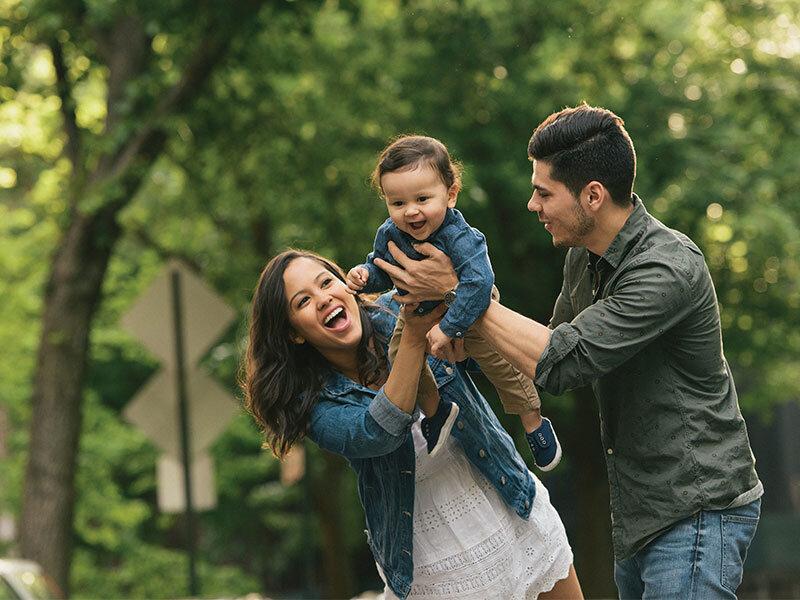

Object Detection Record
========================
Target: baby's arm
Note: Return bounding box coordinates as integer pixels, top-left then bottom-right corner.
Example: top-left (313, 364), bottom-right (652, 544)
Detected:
top-left (346, 265), bottom-right (370, 292)
top-left (356, 221), bottom-right (397, 293)
top-left (437, 227), bottom-right (494, 338)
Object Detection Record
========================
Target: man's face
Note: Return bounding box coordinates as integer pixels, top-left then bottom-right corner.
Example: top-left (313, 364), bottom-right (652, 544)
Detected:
top-left (528, 160), bottom-right (594, 247)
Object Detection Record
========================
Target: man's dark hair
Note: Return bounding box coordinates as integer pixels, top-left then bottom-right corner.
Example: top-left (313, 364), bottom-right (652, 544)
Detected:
top-left (528, 103), bottom-right (636, 206)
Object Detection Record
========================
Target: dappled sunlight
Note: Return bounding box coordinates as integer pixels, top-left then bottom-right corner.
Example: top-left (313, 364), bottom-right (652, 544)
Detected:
top-left (1, 0), bottom-right (799, 597)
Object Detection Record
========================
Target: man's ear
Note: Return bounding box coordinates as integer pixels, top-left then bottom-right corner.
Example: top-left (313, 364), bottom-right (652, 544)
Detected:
top-left (584, 181), bottom-right (606, 212)
top-left (447, 183), bottom-right (460, 208)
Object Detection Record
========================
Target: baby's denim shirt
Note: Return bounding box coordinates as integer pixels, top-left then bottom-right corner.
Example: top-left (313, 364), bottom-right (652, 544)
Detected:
top-left (358, 208), bottom-right (494, 339)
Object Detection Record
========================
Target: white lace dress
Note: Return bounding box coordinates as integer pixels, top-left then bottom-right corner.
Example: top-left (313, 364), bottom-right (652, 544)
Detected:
top-left (380, 419), bottom-right (573, 600)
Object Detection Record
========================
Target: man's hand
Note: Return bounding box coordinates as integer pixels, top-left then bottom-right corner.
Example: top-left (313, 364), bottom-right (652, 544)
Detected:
top-left (373, 241), bottom-right (458, 304)
top-left (346, 266), bottom-right (369, 294)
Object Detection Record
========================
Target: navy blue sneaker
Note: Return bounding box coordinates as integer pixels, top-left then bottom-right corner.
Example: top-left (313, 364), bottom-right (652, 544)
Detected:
top-left (526, 417), bottom-right (562, 471)
top-left (420, 400), bottom-right (460, 458)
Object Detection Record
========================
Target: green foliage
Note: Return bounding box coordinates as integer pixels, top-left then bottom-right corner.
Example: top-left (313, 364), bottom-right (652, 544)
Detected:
top-left (1, 0), bottom-right (799, 596)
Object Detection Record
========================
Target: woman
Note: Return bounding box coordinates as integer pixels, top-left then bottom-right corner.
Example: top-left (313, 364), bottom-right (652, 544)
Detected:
top-left (243, 249), bottom-right (583, 599)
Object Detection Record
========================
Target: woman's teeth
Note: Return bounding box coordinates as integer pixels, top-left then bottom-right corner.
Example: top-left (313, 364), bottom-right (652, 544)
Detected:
top-left (324, 307), bottom-right (344, 325)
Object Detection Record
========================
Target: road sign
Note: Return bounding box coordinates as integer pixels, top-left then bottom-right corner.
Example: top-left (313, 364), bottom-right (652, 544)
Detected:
top-left (121, 260), bottom-right (238, 512)
top-left (121, 260), bottom-right (235, 367)
top-left (121, 260), bottom-right (238, 596)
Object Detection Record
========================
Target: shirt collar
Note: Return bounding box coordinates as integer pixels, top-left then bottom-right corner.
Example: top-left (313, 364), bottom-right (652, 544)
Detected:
top-left (322, 368), bottom-right (367, 396)
top-left (588, 194), bottom-right (648, 271)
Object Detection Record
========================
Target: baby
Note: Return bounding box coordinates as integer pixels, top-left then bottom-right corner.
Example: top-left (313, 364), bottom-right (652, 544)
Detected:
top-left (347, 135), bottom-right (561, 470)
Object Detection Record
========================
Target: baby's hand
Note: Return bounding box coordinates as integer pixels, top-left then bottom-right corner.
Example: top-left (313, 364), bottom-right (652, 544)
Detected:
top-left (346, 266), bottom-right (369, 293)
top-left (426, 324), bottom-right (453, 361)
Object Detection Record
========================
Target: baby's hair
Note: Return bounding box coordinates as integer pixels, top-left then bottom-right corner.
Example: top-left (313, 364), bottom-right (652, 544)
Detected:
top-left (371, 135), bottom-right (462, 193)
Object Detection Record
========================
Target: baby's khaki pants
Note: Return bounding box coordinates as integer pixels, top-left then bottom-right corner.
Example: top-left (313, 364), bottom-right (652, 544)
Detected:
top-left (387, 286), bottom-right (540, 415)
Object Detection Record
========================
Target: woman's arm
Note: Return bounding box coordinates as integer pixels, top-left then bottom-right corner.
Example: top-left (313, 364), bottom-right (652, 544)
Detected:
top-left (382, 324), bottom-right (428, 413)
top-left (307, 305), bottom-right (446, 459)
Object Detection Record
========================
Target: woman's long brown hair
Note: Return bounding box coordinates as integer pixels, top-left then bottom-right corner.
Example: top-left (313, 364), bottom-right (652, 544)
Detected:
top-left (241, 250), bottom-right (389, 457)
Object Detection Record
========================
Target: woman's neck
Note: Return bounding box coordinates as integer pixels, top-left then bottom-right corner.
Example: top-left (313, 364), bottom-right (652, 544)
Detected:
top-left (323, 347), bottom-right (361, 382)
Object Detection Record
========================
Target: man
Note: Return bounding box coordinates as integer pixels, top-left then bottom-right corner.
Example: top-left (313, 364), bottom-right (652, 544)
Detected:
top-left (374, 104), bottom-right (762, 598)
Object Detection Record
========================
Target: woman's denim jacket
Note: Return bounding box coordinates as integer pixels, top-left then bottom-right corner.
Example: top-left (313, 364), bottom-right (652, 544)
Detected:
top-left (306, 293), bottom-right (536, 600)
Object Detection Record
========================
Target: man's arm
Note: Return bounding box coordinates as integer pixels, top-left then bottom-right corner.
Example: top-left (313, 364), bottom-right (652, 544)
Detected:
top-left (471, 301), bottom-right (552, 380)
top-left (375, 241), bottom-right (546, 367)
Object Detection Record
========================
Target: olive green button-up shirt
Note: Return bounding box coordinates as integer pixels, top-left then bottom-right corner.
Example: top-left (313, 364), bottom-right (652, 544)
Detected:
top-left (535, 195), bottom-right (762, 560)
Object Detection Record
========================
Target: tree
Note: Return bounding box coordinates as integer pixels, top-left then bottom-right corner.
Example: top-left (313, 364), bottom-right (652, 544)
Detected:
top-left (10, 0), bottom-right (270, 592)
top-left (2, 0), bottom-right (798, 597)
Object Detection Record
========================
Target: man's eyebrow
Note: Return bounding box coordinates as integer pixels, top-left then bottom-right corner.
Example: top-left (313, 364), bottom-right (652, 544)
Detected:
top-left (289, 271), bottom-right (328, 305)
top-left (532, 183), bottom-right (549, 192)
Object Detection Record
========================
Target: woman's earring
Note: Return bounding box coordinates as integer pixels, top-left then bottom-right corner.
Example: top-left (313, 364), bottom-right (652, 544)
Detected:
top-left (291, 334), bottom-right (305, 345)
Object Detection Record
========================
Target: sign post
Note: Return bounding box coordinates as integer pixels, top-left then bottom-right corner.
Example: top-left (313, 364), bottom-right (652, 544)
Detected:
top-left (170, 269), bottom-right (198, 596)
top-left (121, 260), bottom-right (238, 597)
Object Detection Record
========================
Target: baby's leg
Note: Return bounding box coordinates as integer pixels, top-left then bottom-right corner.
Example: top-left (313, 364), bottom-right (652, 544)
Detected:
top-left (387, 311), bottom-right (440, 416)
top-left (463, 329), bottom-right (541, 419)
top-left (463, 286), bottom-right (541, 422)
top-left (519, 407), bottom-right (543, 434)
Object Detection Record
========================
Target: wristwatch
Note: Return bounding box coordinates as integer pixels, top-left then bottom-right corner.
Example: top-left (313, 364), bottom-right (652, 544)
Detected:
top-left (443, 285), bottom-right (458, 307)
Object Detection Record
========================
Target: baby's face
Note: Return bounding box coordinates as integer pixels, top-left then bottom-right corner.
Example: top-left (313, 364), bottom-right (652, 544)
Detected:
top-left (381, 165), bottom-right (458, 241)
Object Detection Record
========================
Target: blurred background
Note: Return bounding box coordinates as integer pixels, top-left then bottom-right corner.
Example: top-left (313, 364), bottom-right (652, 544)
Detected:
top-left (1, 0), bottom-right (799, 598)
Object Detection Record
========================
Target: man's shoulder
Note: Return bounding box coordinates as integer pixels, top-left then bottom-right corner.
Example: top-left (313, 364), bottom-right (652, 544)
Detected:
top-left (626, 217), bottom-right (707, 283)
top-left (644, 215), bottom-right (703, 259)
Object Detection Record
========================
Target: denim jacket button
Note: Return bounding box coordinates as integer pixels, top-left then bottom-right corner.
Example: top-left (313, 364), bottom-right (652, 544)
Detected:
top-left (524, 499), bottom-right (530, 509)
top-left (456, 420), bottom-right (464, 430)
top-left (479, 449), bottom-right (486, 458)
top-left (500, 476), bottom-right (507, 485)
top-left (607, 448), bottom-right (614, 455)
top-left (445, 366), bottom-right (453, 375)
top-left (455, 331), bottom-right (463, 338)
top-left (403, 510), bottom-right (411, 517)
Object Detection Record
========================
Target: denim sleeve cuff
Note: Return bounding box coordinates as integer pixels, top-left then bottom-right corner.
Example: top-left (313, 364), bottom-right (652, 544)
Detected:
top-left (438, 317), bottom-right (467, 339)
top-left (535, 322), bottom-right (580, 386)
top-left (367, 389), bottom-right (416, 437)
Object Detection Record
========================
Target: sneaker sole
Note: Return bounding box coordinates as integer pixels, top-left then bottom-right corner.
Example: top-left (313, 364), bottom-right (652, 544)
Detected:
top-left (428, 403), bottom-right (460, 459)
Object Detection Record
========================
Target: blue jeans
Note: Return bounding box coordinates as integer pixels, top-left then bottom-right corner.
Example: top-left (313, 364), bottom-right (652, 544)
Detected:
top-left (614, 498), bottom-right (760, 599)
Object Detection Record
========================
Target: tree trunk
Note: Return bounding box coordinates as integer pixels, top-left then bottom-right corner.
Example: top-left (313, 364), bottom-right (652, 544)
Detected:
top-left (20, 208), bottom-right (120, 595)
top-left (310, 451), bottom-right (355, 599)
top-left (18, 10), bottom-right (248, 591)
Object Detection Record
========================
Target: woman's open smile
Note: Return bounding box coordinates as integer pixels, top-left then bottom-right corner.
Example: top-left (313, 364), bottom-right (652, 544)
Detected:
top-left (283, 256), bottom-right (362, 352)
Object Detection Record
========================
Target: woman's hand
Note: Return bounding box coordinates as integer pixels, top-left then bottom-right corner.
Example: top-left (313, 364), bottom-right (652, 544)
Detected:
top-left (401, 303), bottom-right (446, 345)
top-left (373, 241), bottom-right (458, 304)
